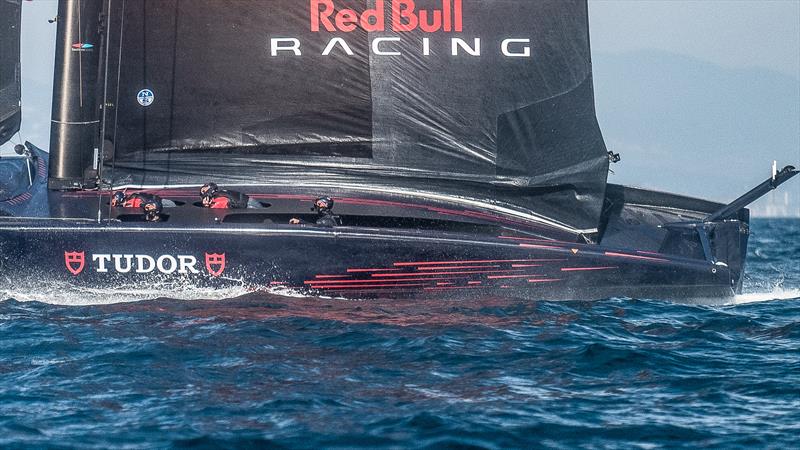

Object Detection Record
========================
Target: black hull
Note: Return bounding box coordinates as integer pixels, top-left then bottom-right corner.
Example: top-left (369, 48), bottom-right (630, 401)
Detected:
top-left (0, 219), bottom-right (737, 301)
top-left (2, 146), bottom-right (787, 302)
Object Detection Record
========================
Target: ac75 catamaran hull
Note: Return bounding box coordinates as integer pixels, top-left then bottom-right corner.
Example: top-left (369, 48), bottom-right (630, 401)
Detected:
top-left (0, 219), bottom-right (737, 300)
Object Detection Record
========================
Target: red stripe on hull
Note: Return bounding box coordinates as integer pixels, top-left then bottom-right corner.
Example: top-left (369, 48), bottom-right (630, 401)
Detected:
top-left (305, 276), bottom-right (466, 285)
top-left (394, 259), bottom-right (565, 266)
top-left (311, 283), bottom-right (429, 290)
top-left (346, 268), bottom-right (403, 273)
top-left (373, 270), bottom-right (524, 278)
top-left (418, 265), bottom-right (500, 270)
top-left (604, 252), bottom-right (670, 262)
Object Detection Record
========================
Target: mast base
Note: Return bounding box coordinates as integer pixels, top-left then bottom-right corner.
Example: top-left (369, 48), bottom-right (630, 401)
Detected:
top-left (48, 177), bottom-right (97, 191)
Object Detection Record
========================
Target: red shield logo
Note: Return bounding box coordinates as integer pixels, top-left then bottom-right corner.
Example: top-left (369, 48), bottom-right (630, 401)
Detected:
top-left (205, 253), bottom-right (226, 277)
top-left (64, 251), bottom-right (85, 275)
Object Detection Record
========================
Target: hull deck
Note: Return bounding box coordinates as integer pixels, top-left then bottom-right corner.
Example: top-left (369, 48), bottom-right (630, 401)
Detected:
top-left (0, 213), bottom-right (735, 301)
top-left (0, 147), bottom-right (749, 300)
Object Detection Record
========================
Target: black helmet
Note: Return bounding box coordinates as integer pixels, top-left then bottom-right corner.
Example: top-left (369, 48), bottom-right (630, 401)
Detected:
top-left (142, 198), bottom-right (163, 222)
top-left (111, 191), bottom-right (126, 207)
top-left (200, 182), bottom-right (219, 198)
top-left (314, 196), bottom-right (334, 213)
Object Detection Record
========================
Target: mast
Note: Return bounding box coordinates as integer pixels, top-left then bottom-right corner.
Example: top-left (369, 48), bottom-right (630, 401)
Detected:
top-left (48, 0), bottom-right (104, 190)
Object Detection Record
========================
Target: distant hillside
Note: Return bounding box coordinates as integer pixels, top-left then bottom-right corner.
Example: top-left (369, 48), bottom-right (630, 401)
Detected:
top-left (593, 50), bottom-right (799, 216)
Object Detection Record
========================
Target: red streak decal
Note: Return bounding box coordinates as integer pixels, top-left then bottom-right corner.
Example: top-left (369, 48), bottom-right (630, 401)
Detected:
top-left (424, 285), bottom-right (482, 291)
top-left (560, 267), bottom-right (618, 272)
top-left (604, 251), bottom-right (670, 262)
top-left (436, 282), bottom-right (454, 286)
top-left (425, 206), bottom-right (463, 215)
top-left (527, 278), bottom-right (562, 283)
top-left (315, 287), bottom-right (425, 292)
top-left (314, 275), bottom-right (352, 279)
top-left (373, 270), bottom-right (524, 278)
top-left (394, 259), bottom-right (562, 267)
top-left (418, 265), bottom-right (500, 270)
top-left (511, 264), bottom-right (542, 268)
top-left (336, 198), bottom-right (541, 229)
top-left (312, 283), bottom-right (429, 290)
top-left (305, 277), bottom-right (458, 285)
top-left (519, 243), bottom-right (563, 250)
top-left (636, 250), bottom-right (664, 256)
top-left (336, 198), bottom-right (411, 208)
top-left (487, 274), bottom-right (540, 280)
top-left (247, 194), bottom-right (315, 200)
top-left (346, 268), bottom-right (403, 273)
top-left (468, 281), bottom-right (482, 285)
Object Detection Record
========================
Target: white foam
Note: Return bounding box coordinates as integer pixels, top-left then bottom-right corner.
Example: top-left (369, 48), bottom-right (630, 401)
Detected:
top-left (733, 287), bottom-right (800, 305)
top-left (0, 277), bottom-right (308, 306)
top-left (3, 276), bottom-right (795, 307)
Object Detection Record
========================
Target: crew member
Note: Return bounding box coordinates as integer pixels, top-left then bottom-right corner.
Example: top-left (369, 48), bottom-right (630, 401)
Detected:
top-left (290, 196), bottom-right (341, 227)
top-left (142, 198), bottom-right (164, 222)
top-left (200, 182), bottom-right (254, 209)
top-left (111, 190), bottom-right (161, 209)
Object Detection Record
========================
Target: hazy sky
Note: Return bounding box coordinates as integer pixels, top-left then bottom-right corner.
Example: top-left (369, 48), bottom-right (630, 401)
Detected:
top-left (2, 0), bottom-right (799, 213)
top-left (587, 0), bottom-right (799, 215)
top-left (589, 0), bottom-right (800, 77)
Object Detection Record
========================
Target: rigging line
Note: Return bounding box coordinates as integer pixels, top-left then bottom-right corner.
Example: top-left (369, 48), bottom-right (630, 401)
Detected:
top-left (8, 130), bottom-right (21, 147)
top-left (166, 0), bottom-right (182, 186)
top-left (97, 0), bottom-right (114, 223)
top-left (77, 0), bottom-right (83, 108)
top-left (141, 0), bottom-right (148, 184)
top-left (108, 0), bottom-right (125, 198)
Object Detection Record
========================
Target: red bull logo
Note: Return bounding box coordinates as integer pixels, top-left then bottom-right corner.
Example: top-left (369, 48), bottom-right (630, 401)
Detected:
top-left (311, 0), bottom-right (463, 33)
top-left (62, 251), bottom-right (226, 277)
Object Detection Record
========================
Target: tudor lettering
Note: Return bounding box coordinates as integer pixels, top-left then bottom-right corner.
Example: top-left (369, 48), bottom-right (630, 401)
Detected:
top-left (311, 0), bottom-right (463, 33)
top-left (65, 252), bottom-right (225, 276)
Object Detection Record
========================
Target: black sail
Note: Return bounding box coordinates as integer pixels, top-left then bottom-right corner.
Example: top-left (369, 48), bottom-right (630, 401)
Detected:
top-left (102, 0), bottom-right (609, 231)
top-left (0, 0), bottom-right (21, 146)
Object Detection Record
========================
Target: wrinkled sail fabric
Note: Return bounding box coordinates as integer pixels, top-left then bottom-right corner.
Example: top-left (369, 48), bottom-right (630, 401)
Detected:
top-left (0, 0), bottom-right (22, 146)
top-left (103, 0), bottom-right (609, 231)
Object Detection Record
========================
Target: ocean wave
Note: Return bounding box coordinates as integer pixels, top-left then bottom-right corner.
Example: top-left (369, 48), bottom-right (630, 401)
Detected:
top-left (0, 219), bottom-right (797, 448)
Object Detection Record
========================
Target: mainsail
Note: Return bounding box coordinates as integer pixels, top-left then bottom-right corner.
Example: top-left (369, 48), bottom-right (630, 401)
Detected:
top-left (0, 0), bottom-right (21, 147)
top-left (96, 0), bottom-right (609, 230)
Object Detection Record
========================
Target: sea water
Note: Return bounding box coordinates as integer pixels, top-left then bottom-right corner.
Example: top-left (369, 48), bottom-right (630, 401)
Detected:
top-left (0, 219), bottom-right (797, 448)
